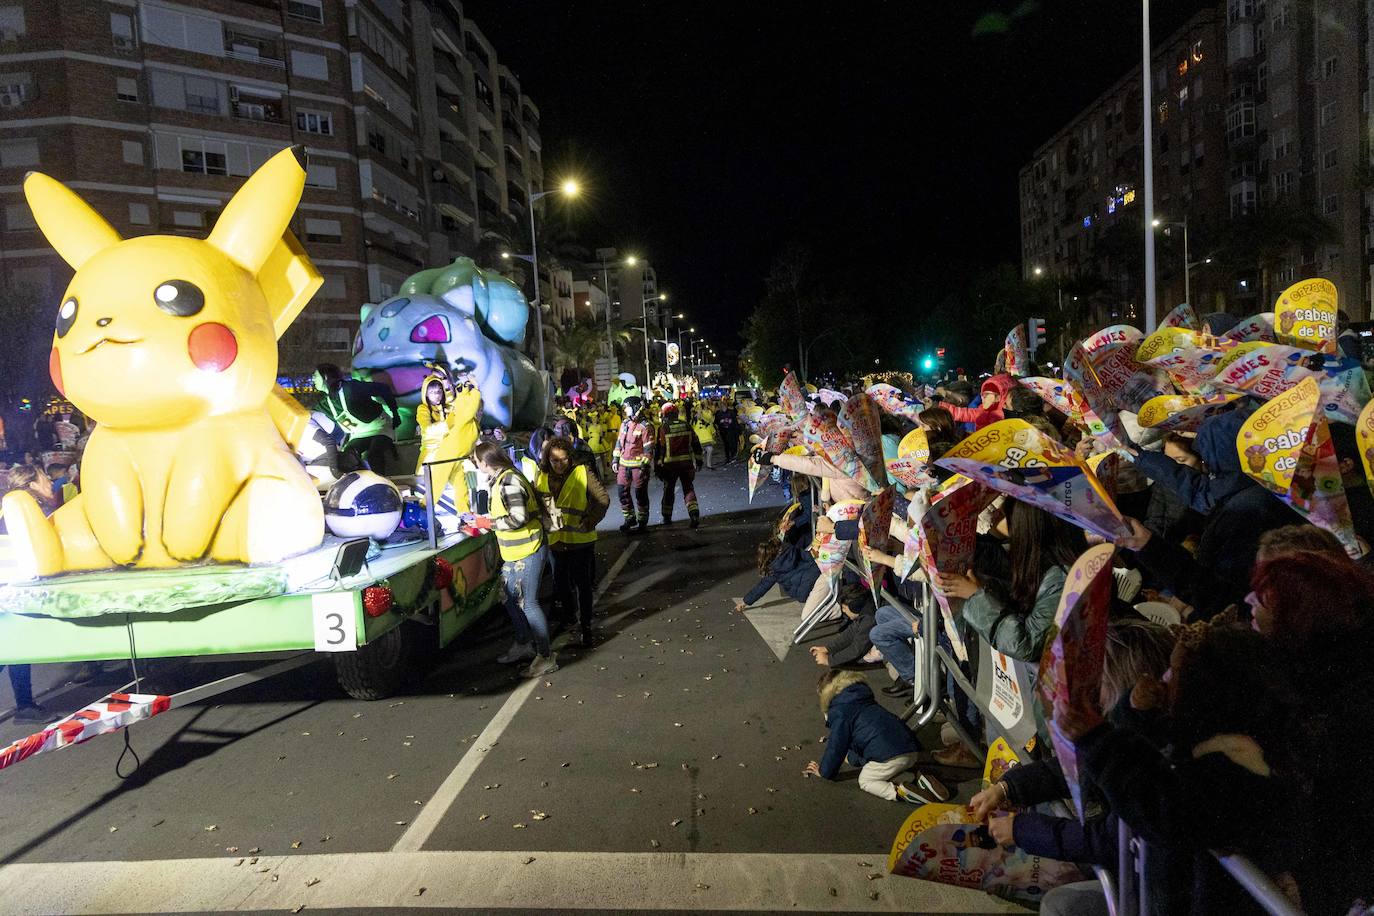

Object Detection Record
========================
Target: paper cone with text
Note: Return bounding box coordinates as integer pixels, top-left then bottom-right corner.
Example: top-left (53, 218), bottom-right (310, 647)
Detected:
top-left (1213, 341), bottom-right (1369, 425)
top-left (1235, 376), bottom-right (1359, 556)
top-left (778, 370), bottom-right (807, 421)
top-left (1161, 301), bottom-right (1198, 330)
top-left (1037, 543), bottom-right (1116, 820)
top-left (936, 419), bottom-right (1131, 541)
top-left (859, 486), bottom-right (896, 604)
top-left (1274, 277), bottom-right (1338, 354)
top-left (839, 392), bottom-right (888, 491)
top-left (866, 382), bottom-right (925, 424)
top-left (1136, 391), bottom-right (1243, 432)
top-left (888, 803), bottom-right (1082, 906)
top-left (886, 427), bottom-right (939, 490)
top-left (1004, 324), bottom-right (1030, 377)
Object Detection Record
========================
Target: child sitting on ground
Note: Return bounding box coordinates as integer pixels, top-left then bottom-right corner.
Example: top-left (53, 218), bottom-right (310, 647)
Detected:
top-left (735, 535), bottom-right (821, 612)
top-left (804, 669), bottom-right (948, 804)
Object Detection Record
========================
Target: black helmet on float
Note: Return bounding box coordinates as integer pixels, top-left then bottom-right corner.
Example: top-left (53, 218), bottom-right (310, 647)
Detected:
top-left (623, 396), bottom-right (644, 417)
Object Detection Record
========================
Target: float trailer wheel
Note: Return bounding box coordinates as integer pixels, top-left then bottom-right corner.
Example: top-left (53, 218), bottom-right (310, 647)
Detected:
top-left (333, 623), bottom-right (409, 700)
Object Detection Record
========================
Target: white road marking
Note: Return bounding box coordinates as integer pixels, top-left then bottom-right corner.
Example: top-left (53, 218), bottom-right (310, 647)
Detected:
top-left (742, 589), bottom-right (807, 661)
top-left (0, 850), bottom-right (1025, 914)
top-left (595, 540), bottom-right (641, 601)
top-left (390, 676), bottom-right (538, 852)
top-left (392, 540), bottom-right (641, 853)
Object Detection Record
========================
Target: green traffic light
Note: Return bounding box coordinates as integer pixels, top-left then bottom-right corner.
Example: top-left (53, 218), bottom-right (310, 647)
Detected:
top-left (921, 356), bottom-right (935, 371)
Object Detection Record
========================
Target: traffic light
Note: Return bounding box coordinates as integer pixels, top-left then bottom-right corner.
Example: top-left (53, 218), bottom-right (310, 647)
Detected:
top-left (920, 355), bottom-right (935, 372)
top-left (1027, 317), bottom-right (1047, 354)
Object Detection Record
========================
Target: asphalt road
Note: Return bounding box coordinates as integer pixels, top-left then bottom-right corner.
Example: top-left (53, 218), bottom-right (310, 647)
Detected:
top-left (0, 462), bottom-right (1024, 915)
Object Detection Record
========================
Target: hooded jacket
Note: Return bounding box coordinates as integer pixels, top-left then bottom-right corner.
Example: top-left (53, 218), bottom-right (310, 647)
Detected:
top-left (817, 675), bottom-right (920, 779)
top-left (939, 374), bottom-right (1016, 430)
top-left (1130, 405), bottom-right (1303, 618)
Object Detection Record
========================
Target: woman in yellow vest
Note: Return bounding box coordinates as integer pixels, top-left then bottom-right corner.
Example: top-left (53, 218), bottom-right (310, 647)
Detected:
top-left (473, 440), bottom-right (558, 677)
top-left (536, 436), bottom-right (610, 646)
top-left (416, 378), bottom-right (481, 513)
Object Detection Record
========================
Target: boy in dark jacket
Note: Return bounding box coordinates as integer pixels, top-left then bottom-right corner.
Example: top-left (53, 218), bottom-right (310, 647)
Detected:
top-left (803, 670), bottom-right (948, 804)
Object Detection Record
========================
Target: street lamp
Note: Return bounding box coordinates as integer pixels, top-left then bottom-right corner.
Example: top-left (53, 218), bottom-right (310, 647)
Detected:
top-left (628, 292), bottom-right (666, 386)
top-left (589, 252), bottom-right (638, 366)
top-left (1153, 215), bottom-right (1192, 308)
top-left (523, 177), bottom-right (580, 375)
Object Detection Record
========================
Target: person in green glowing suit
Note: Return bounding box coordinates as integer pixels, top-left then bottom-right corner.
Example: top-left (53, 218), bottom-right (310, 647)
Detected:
top-left (314, 362), bottom-right (401, 477)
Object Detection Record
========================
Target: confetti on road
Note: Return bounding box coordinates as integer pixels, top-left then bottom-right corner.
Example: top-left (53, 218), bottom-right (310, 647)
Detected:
top-left (305, 878), bottom-right (320, 888)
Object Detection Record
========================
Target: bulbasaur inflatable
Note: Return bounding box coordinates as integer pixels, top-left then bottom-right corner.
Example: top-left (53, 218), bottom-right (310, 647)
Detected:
top-left (350, 257), bottom-right (548, 432)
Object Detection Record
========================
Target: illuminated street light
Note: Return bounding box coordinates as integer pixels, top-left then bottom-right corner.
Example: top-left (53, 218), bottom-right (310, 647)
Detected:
top-left (523, 177), bottom-right (582, 374)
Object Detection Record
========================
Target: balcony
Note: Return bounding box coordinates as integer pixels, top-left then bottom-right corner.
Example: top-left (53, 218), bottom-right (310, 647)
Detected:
top-left (231, 97), bottom-right (286, 124)
top-left (439, 140), bottom-right (473, 177)
top-left (434, 51), bottom-right (462, 93)
top-left (524, 119), bottom-right (541, 149)
top-left (478, 133), bottom-right (498, 165)
top-left (507, 181), bottom-right (527, 210)
top-left (224, 29), bottom-right (284, 68)
top-left (501, 112), bottom-right (521, 138)
top-left (478, 171), bottom-right (500, 201)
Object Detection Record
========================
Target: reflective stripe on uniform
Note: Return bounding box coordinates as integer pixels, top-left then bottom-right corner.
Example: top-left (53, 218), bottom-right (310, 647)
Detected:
top-left (491, 469), bottom-right (544, 561)
top-left (536, 465), bottom-right (597, 547)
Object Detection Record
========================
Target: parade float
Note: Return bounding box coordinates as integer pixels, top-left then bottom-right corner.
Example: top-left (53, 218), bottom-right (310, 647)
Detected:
top-left (349, 255), bottom-right (549, 438)
top-left (0, 148), bottom-right (503, 771)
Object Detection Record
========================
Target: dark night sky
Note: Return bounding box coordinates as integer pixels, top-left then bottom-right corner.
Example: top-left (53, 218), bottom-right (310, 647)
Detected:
top-left (466, 1), bottom-right (1207, 351)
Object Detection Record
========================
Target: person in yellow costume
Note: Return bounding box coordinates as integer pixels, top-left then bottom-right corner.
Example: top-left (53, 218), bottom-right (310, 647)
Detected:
top-left (582, 404), bottom-right (613, 481)
top-left (2, 146), bottom-right (324, 575)
top-left (416, 375), bottom-right (481, 514)
top-left (692, 400), bottom-right (718, 470)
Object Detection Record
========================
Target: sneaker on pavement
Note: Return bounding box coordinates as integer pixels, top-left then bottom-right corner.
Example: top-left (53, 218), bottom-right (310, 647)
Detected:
top-left (896, 773), bottom-right (950, 805)
top-left (689, 516), bottom-right (700, 529)
top-left (11, 703), bottom-right (49, 724)
top-left (565, 630), bottom-right (585, 648)
top-left (618, 521), bottom-right (636, 534)
top-left (496, 641), bottom-right (536, 664)
top-left (521, 653), bottom-right (559, 678)
top-left (661, 515), bottom-right (673, 526)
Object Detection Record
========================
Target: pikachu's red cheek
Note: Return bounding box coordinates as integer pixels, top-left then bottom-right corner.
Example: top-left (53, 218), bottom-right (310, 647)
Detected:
top-left (187, 322), bottom-right (238, 372)
top-left (49, 348), bottom-right (63, 395)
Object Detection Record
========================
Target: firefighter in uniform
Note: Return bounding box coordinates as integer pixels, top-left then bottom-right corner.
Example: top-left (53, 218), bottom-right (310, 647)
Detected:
top-left (654, 402), bottom-right (704, 528)
top-left (612, 396), bottom-right (654, 533)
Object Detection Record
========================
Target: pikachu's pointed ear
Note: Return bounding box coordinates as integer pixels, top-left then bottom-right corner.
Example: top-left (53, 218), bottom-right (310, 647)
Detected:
top-left (23, 172), bottom-right (123, 269)
top-left (207, 145), bottom-right (306, 276)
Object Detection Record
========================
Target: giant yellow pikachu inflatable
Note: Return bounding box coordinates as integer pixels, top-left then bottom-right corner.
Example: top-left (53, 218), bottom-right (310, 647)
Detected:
top-left (2, 146), bottom-right (325, 576)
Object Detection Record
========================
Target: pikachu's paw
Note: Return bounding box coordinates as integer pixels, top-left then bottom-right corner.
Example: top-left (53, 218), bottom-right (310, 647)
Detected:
top-left (1, 490), bottom-right (65, 578)
top-left (214, 476), bottom-right (324, 565)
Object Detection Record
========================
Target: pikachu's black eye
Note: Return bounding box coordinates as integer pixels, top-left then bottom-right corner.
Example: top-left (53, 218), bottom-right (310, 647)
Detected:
top-left (56, 296), bottom-right (77, 338)
top-left (154, 280), bottom-right (205, 317)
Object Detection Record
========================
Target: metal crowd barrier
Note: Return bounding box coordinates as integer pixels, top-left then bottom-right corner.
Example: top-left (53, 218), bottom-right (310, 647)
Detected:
top-left (777, 472), bottom-right (1306, 916)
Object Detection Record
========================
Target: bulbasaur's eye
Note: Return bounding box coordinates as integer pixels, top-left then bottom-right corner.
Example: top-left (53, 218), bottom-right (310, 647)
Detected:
top-left (56, 296), bottom-right (78, 338)
top-left (410, 315), bottom-right (450, 343)
top-left (154, 280), bottom-right (205, 317)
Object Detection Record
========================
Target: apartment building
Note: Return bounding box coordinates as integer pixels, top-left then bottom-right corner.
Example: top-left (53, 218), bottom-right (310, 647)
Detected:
top-left (0, 0), bottom-right (545, 373)
top-left (1019, 0), bottom-right (1374, 322)
top-left (1019, 7), bottom-right (1228, 324)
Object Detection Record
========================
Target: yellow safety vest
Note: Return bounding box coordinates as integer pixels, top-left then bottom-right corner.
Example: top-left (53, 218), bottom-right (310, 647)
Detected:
top-left (490, 469), bottom-right (544, 561)
top-left (536, 465), bottom-right (597, 547)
